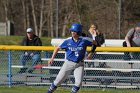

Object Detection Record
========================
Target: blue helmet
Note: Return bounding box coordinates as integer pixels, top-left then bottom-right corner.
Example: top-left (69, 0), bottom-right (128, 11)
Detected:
top-left (69, 23), bottom-right (82, 34)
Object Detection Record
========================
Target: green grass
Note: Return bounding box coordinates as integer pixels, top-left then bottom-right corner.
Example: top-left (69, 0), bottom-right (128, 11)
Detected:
top-left (0, 36), bottom-right (52, 46)
top-left (0, 86), bottom-right (139, 93)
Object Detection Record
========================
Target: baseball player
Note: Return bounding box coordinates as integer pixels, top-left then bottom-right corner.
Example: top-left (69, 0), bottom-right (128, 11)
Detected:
top-left (47, 23), bottom-right (97, 93)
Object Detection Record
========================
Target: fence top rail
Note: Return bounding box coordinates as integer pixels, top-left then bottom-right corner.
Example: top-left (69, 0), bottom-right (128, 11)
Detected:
top-left (0, 45), bottom-right (54, 51)
top-left (0, 45), bottom-right (140, 52)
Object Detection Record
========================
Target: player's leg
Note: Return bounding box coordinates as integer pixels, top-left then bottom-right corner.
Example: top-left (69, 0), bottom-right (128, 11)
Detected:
top-left (71, 62), bottom-right (84, 93)
top-left (47, 61), bottom-right (75, 93)
top-left (47, 82), bottom-right (57, 93)
top-left (71, 86), bottom-right (80, 93)
top-left (54, 61), bottom-right (76, 85)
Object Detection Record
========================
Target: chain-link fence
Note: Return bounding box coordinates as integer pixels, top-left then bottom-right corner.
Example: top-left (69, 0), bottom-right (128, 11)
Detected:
top-left (0, 46), bottom-right (140, 89)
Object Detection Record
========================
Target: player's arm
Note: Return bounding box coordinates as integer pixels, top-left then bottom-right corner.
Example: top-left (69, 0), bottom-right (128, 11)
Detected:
top-left (87, 42), bottom-right (97, 59)
top-left (84, 37), bottom-right (97, 59)
top-left (48, 46), bottom-right (60, 65)
top-left (92, 40), bottom-right (97, 45)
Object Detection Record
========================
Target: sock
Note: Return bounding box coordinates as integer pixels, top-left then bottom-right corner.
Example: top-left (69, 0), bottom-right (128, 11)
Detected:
top-left (47, 83), bottom-right (57, 93)
top-left (71, 86), bottom-right (80, 93)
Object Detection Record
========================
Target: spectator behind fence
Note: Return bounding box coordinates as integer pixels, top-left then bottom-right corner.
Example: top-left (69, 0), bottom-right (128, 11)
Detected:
top-left (18, 28), bottom-right (42, 74)
top-left (123, 22), bottom-right (140, 60)
top-left (86, 23), bottom-right (105, 67)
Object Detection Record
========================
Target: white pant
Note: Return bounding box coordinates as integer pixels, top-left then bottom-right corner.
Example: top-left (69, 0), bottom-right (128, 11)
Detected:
top-left (54, 60), bottom-right (84, 87)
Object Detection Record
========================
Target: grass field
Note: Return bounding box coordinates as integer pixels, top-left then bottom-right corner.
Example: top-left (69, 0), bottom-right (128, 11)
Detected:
top-left (0, 86), bottom-right (140, 93)
top-left (0, 36), bottom-right (52, 45)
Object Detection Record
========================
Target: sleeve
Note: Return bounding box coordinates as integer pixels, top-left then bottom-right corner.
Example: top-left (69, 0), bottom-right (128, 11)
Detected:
top-left (84, 37), bottom-right (93, 46)
top-left (84, 37), bottom-right (97, 53)
top-left (59, 40), bottom-right (68, 49)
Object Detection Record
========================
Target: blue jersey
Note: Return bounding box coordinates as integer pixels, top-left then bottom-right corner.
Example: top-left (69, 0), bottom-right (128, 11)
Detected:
top-left (59, 36), bottom-right (93, 63)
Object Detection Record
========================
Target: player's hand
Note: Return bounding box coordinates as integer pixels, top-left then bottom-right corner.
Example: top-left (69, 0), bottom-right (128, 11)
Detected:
top-left (86, 53), bottom-right (93, 59)
top-left (48, 58), bottom-right (54, 65)
top-left (92, 40), bottom-right (97, 45)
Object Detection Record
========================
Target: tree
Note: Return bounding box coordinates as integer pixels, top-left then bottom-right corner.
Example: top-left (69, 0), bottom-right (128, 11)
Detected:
top-left (30, 0), bottom-right (38, 35)
top-left (0, 0), bottom-right (140, 39)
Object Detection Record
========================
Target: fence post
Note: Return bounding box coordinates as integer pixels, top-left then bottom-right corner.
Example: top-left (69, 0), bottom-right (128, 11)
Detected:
top-left (8, 50), bottom-right (12, 87)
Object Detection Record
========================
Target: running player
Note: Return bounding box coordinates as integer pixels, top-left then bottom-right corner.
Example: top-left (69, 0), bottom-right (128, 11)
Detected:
top-left (46, 23), bottom-right (97, 93)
